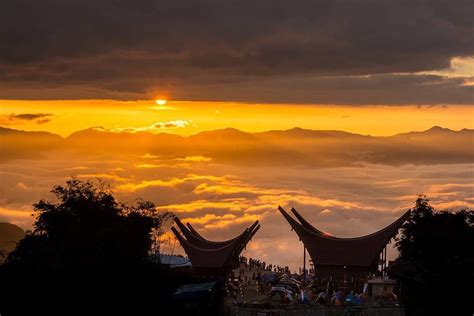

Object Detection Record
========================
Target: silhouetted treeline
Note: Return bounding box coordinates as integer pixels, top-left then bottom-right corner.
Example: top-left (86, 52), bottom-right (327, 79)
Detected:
top-left (391, 196), bottom-right (474, 316)
top-left (0, 178), bottom-right (179, 315)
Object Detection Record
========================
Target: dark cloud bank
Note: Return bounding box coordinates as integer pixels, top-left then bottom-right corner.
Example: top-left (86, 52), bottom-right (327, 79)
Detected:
top-left (0, 113), bottom-right (53, 125)
top-left (0, 0), bottom-right (473, 103)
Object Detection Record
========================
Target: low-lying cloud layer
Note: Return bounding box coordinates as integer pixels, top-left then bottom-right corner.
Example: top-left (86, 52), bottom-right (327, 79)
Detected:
top-left (2, 125), bottom-right (473, 167)
top-left (1, 126), bottom-right (472, 270)
top-left (101, 120), bottom-right (191, 133)
top-left (0, 0), bottom-right (472, 103)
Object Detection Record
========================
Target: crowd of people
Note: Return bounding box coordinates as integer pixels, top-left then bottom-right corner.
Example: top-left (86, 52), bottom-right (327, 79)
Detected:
top-left (238, 256), bottom-right (290, 274)
top-left (225, 256), bottom-right (398, 307)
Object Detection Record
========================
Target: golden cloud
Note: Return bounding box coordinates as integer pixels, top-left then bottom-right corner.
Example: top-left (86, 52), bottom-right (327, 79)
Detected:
top-left (95, 120), bottom-right (191, 134)
top-left (182, 213), bottom-right (237, 225)
top-left (176, 156), bottom-right (212, 162)
top-left (134, 164), bottom-right (167, 169)
top-left (117, 174), bottom-right (234, 192)
top-left (0, 206), bottom-right (34, 228)
top-left (76, 173), bottom-right (129, 182)
top-left (193, 182), bottom-right (305, 196)
top-left (196, 213), bottom-right (261, 230)
top-left (155, 199), bottom-right (249, 213)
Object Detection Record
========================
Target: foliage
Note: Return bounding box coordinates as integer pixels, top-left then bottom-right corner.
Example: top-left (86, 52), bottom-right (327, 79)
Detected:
top-left (0, 178), bottom-right (178, 314)
top-left (5, 177), bottom-right (173, 268)
top-left (392, 196), bottom-right (474, 315)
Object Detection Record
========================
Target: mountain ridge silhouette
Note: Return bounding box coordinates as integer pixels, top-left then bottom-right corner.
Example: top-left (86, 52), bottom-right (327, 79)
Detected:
top-left (1, 126), bottom-right (472, 166)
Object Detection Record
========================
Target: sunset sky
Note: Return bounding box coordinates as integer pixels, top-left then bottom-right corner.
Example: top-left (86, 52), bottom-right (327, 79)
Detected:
top-left (0, 100), bottom-right (472, 137)
top-left (0, 0), bottom-right (473, 270)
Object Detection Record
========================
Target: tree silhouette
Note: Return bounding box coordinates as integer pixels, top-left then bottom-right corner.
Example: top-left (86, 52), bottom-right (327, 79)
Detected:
top-left (392, 196), bottom-right (473, 315)
top-left (6, 178), bottom-right (172, 268)
top-left (0, 178), bottom-right (175, 314)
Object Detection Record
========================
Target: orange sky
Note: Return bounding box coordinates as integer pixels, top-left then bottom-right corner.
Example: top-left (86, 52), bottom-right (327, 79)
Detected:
top-left (1, 99), bottom-right (473, 270)
top-left (1, 100), bottom-right (472, 137)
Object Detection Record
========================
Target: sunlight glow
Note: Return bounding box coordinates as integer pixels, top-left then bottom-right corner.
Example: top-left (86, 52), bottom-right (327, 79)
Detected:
top-left (0, 100), bottom-right (472, 137)
top-left (155, 99), bottom-right (167, 105)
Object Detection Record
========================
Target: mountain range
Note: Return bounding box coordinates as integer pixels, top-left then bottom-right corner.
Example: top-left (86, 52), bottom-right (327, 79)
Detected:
top-left (1, 126), bottom-right (473, 166)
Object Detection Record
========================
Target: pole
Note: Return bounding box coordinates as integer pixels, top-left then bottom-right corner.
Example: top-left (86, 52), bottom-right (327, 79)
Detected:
top-left (162, 237), bottom-right (170, 255)
top-left (169, 238), bottom-right (177, 265)
top-left (303, 245), bottom-right (306, 282)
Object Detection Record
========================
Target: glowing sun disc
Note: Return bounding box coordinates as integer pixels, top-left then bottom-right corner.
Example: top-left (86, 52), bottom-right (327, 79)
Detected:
top-left (155, 99), bottom-right (167, 105)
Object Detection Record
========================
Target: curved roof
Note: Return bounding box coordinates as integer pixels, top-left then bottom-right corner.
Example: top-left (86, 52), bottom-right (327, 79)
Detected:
top-left (186, 222), bottom-right (208, 242)
top-left (172, 217), bottom-right (260, 269)
top-left (173, 217), bottom-right (254, 250)
top-left (291, 207), bottom-right (327, 236)
top-left (279, 206), bottom-right (410, 267)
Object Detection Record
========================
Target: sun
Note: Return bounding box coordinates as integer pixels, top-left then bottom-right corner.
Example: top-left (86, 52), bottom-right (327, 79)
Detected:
top-left (155, 99), bottom-right (167, 105)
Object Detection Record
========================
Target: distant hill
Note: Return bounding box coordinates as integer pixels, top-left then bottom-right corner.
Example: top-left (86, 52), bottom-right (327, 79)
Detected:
top-left (0, 126), bottom-right (63, 140)
top-left (0, 222), bottom-right (25, 262)
top-left (0, 127), bottom-right (63, 161)
top-left (66, 127), bottom-right (186, 155)
top-left (1, 126), bottom-right (473, 166)
top-left (255, 127), bottom-right (371, 139)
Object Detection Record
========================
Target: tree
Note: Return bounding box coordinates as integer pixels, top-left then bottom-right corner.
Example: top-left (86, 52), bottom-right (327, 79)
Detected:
top-left (0, 178), bottom-right (174, 314)
top-left (392, 196), bottom-right (474, 315)
top-left (6, 178), bottom-right (172, 268)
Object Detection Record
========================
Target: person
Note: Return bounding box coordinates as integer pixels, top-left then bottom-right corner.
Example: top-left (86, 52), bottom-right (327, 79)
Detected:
top-left (363, 282), bottom-right (368, 295)
top-left (332, 290), bottom-right (342, 305)
top-left (300, 288), bottom-right (310, 304)
top-left (386, 290), bottom-right (397, 301)
top-left (315, 291), bottom-right (328, 304)
top-left (306, 288), bottom-right (314, 302)
top-left (345, 290), bottom-right (354, 304)
top-left (354, 293), bottom-right (364, 305)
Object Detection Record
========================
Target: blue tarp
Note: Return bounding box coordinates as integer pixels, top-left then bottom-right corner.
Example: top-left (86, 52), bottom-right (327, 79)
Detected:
top-left (159, 254), bottom-right (192, 268)
top-left (173, 281), bottom-right (218, 301)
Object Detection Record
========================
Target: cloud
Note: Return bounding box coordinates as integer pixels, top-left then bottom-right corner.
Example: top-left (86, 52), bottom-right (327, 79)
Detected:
top-left (176, 156), bottom-right (212, 162)
top-left (117, 174), bottom-right (233, 192)
top-left (0, 141), bottom-right (472, 270)
top-left (106, 120), bottom-right (191, 133)
top-left (0, 0), bottom-right (472, 103)
top-left (134, 164), bottom-right (167, 169)
top-left (201, 214), bottom-right (261, 230)
top-left (1, 0), bottom-right (472, 73)
top-left (76, 173), bottom-right (130, 182)
top-left (181, 212), bottom-right (261, 230)
top-left (10, 113), bottom-right (51, 121)
top-left (183, 213), bottom-right (237, 225)
top-left (1, 113), bottom-right (53, 125)
top-left (155, 199), bottom-right (250, 214)
top-left (0, 206), bottom-right (34, 229)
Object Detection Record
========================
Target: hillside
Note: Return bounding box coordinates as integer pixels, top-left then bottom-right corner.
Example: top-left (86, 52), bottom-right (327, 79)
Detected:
top-left (0, 222), bottom-right (25, 262)
top-left (1, 126), bottom-right (472, 166)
